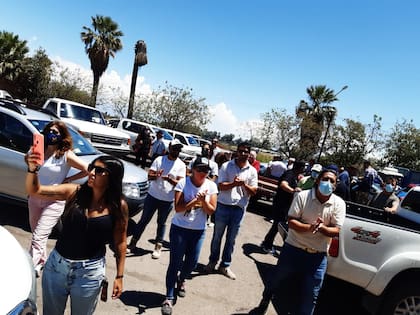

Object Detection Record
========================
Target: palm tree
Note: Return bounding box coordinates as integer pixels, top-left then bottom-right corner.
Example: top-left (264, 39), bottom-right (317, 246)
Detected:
top-left (296, 85), bottom-right (343, 160)
top-left (0, 31), bottom-right (29, 80)
top-left (81, 15), bottom-right (123, 107)
top-left (127, 40), bottom-right (147, 119)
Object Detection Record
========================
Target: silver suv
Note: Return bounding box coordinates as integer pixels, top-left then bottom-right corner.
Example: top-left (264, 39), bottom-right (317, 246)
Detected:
top-left (0, 99), bottom-right (148, 217)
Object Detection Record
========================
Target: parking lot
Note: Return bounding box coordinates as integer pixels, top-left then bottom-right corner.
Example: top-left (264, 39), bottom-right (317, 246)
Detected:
top-left (1, 198), bottom-right (368, 315)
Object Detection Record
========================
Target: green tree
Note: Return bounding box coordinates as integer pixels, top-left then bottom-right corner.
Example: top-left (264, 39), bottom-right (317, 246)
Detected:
top-left (259, 108), bottom-right (300, 157)
top-left (384, 120), bottom-right (420, 170)
top-left (47, 64), bottom-right (91, 105)
top-left (0, 31), bottom-right (29, 80)
top-left (296, 85), bottom-right (345, 160)
top-left (81, 15), bottom-right (123, 107)
top-left (133, 83), bottom-right (211, 134)
top-left (16, 48), bottom-right (52, 105)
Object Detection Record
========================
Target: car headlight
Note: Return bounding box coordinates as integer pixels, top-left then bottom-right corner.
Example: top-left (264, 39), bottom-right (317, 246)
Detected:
top-left (123, 183), bottom-right (141, 199)
top-left (8, 299), bottom-right (37, 315)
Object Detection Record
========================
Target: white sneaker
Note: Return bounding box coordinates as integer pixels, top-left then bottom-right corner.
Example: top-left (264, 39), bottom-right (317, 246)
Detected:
top-left (218, 266), bottom-right (236, 280)
top-left (152, 242), bottom-right (162, 259)
top-left (34, 264), bottom-right (43, 278)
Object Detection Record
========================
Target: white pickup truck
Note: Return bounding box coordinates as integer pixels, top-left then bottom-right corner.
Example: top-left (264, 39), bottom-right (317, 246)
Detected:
top-left (326, 187), bottom-right (420, 315)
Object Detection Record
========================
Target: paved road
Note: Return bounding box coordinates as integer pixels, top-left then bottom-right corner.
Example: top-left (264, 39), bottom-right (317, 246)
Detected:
top-left (1, 199), bottom-right (369, 315)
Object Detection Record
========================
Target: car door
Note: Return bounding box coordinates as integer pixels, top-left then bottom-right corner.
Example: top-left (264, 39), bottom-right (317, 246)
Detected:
top-left (0, 113), bottom-right (32, 202)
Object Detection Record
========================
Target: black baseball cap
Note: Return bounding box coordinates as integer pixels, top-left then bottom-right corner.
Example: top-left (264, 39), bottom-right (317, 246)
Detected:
top-left (192, 156), bottom-right (211, 171)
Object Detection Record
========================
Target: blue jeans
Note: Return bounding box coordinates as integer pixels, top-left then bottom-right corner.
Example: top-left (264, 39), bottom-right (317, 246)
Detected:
top-left (262, 243), bottom-right (327, 315)
top-left (42, 249), bottom-right (105, 315)
top-left (209, 203), bottom-right (245, 267)
top-left (165, 224), bottom-right (205, 299)
top-left (132, 193), bottom-right (173, 243)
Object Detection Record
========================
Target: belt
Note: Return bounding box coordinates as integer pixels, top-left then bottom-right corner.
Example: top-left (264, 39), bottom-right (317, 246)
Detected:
top-left (298, 246), bottom-right (325, 254)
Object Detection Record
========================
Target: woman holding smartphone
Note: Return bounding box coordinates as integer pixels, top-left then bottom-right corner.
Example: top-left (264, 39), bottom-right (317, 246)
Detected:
top-left (26, 154), bottom-right (128, 315)
top-left (161, 157), bottom-right (218, 315)
top-left (25, 121), bottom-right (89, 277)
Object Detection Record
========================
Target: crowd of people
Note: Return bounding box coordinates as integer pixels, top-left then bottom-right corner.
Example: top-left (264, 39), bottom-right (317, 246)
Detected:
top-left (24, 122), bottom-right (401, 315)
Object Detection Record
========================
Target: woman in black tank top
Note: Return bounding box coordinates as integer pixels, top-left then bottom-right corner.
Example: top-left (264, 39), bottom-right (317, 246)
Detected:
top-left (26, 155), bottom-right (128, 315)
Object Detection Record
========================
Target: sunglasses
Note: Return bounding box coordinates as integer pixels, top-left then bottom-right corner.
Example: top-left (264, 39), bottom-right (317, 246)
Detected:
top-left (88, 164), bottom-right (109, 176)
top-left (237, 149), bottom-right (250, 154)
top-left (49, 129), bottom-right (60, 135)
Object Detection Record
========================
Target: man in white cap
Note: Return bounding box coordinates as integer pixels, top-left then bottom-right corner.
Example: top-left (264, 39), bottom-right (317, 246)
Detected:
top-left (298, 163), bottom-right (323, 190)
top-left (127, 139), bottom-right (186, 259)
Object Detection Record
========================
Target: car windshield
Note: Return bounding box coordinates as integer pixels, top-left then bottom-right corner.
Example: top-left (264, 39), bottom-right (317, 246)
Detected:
top-left (187, 136), bottom-right (200, 146)
top-left (152, 127), bottom-right (173, 140)
top-left (29, 120), bottom-right (99, 156)
top-left (61, 103), bottom-right (106, 125)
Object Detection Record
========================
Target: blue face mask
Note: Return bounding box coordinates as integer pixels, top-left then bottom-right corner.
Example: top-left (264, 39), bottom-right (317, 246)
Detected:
top-left (311, 171), bottom-right (319, 179)
top-left (319, 180), bottom-right (334, 196)
top-left (385, 184), bottom-right (394, 193)
top-left (46, 132), bottom-right (62, 145)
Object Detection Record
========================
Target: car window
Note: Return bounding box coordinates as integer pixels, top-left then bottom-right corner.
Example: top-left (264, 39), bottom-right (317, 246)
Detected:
top-left (45, 101), bottom-right (58, 115)
top-left (0, 113), bottom-right (32, 153)
top-left (66, 103), bottom-right (106, 125)
top-left (175, 134), bottom-right (187, 145)
top-left (187, 136), bottom-right (200, 146)
top-left (122, 121), bottom-right (142, 133)
top-left (401, 190), bottom-right (420, 214)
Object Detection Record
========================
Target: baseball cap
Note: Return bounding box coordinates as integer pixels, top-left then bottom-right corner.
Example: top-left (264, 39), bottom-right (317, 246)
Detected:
top-left (192, 156), bottom-right (211, 171)
top-left (311, 164), bottom-right (323, 173)
top-left (170, 139), bottom-right (183, 149)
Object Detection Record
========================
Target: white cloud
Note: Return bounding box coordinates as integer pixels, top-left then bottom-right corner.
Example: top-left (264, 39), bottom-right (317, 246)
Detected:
top-left (207, 102), bottom-right (240, 136)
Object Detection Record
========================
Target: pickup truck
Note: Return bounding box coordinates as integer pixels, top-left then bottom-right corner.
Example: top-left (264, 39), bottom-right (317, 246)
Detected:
top-left (43, 98), bottom-right (131, 156)
top-left (326, 188), bottom-right (420, 315)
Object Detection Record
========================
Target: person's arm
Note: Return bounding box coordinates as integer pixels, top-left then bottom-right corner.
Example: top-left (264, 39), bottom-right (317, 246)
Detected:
top-left (26, 151), bottom-right (77, 200)
top-left (242, 181), bottom-right (257, 196)
top-left (112, 199), bottom-right (129, 299)
top-left (280, 180), bottom-right (301, 194)
top-left (63, 150), bottom-right (89, 183)
top-left (218, 176), bottom-right (244, 191)
top-left (384, 196), bottom-right (400, 213)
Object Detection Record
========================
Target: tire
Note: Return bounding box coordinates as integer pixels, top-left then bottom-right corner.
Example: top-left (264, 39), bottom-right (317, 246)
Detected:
top-left (380, 284), bottom-right (420, 315)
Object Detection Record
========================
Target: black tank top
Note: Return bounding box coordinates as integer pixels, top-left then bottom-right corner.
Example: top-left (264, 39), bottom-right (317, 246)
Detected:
top-left (56, 204), bottom-right (113, 260)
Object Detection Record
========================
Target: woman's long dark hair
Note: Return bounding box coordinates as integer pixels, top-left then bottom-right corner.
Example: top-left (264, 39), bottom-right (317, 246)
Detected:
top-left (63, 155), bottom-right (125, 224)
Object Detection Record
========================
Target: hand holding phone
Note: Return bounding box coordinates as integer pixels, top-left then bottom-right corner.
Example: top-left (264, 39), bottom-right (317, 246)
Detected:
top-left (32, 134), bottom-right (44, 166)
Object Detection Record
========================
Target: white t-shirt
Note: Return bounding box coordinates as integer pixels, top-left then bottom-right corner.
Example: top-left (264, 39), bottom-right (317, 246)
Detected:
top-left (172, 177), bottom-right (218, 230)
top-left (268, 160), bottom-right (287, 178)
top-left (217, 159), bottom-right (258, 210)
top-left (38, 151), bottom-right (71, 185)
top-left (148, 155), bottom-right (186, 202)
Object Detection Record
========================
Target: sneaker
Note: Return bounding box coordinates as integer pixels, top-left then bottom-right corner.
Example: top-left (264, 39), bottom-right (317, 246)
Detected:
top-left (249, 299), bottom-right (270, 315)
top-left (177, 281), bottom-right (186, 298)
top-left (34, 264), bottom-right (43, 278)
top-left (161, 299), bottom-right (173, 315)
top-left (218, 266), bottom-right (236, 280)
top-left (204, 261), bottom-right (217, 273)
top-left (207, 221), bottom-right (215, 227)
top-left (152, 242), bottom-right (162, 259)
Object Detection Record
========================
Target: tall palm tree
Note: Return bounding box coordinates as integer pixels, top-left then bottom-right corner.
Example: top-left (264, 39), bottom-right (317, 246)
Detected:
top-left (127, 40), bottom-right (147, 119)
top-left (0, 31), bottom-right (29, 80)
top-left (81, 15), bottom-right (123, 107)
top-left (296, 85), bottom-right (340, 160)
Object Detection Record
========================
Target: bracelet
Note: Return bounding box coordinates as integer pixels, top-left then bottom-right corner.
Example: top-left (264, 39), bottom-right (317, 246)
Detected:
top-left (115, 275), bottom-right (123, 279)
top-left (27, 167), bottom-right (38, 174)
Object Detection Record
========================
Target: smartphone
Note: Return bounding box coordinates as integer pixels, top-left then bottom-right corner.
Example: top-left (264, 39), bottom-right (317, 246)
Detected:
top-left (32, 133), bottom-right (44, 166)
top-left (100, 278), bottom-right (108, 302)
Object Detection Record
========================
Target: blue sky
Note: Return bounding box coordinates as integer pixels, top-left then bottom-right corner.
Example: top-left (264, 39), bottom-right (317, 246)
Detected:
top-left (3, 0), bottom-right (420, 137)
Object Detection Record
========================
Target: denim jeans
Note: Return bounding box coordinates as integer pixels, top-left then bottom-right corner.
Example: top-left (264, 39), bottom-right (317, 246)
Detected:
top-left (132, 193), bottom-right (173, 243)
top-left (42, 249), bottom-right (106, 315)
top-left (209, 203), bottom-right (245, 267)
top-left (262, 243), bottom-right (327, 315)
top-left (165, 224), bottom-right (205, 299)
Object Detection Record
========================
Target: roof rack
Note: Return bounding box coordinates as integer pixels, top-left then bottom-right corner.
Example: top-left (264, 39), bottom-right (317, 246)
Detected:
top-left (0, 99), bottom-right (26, 115)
